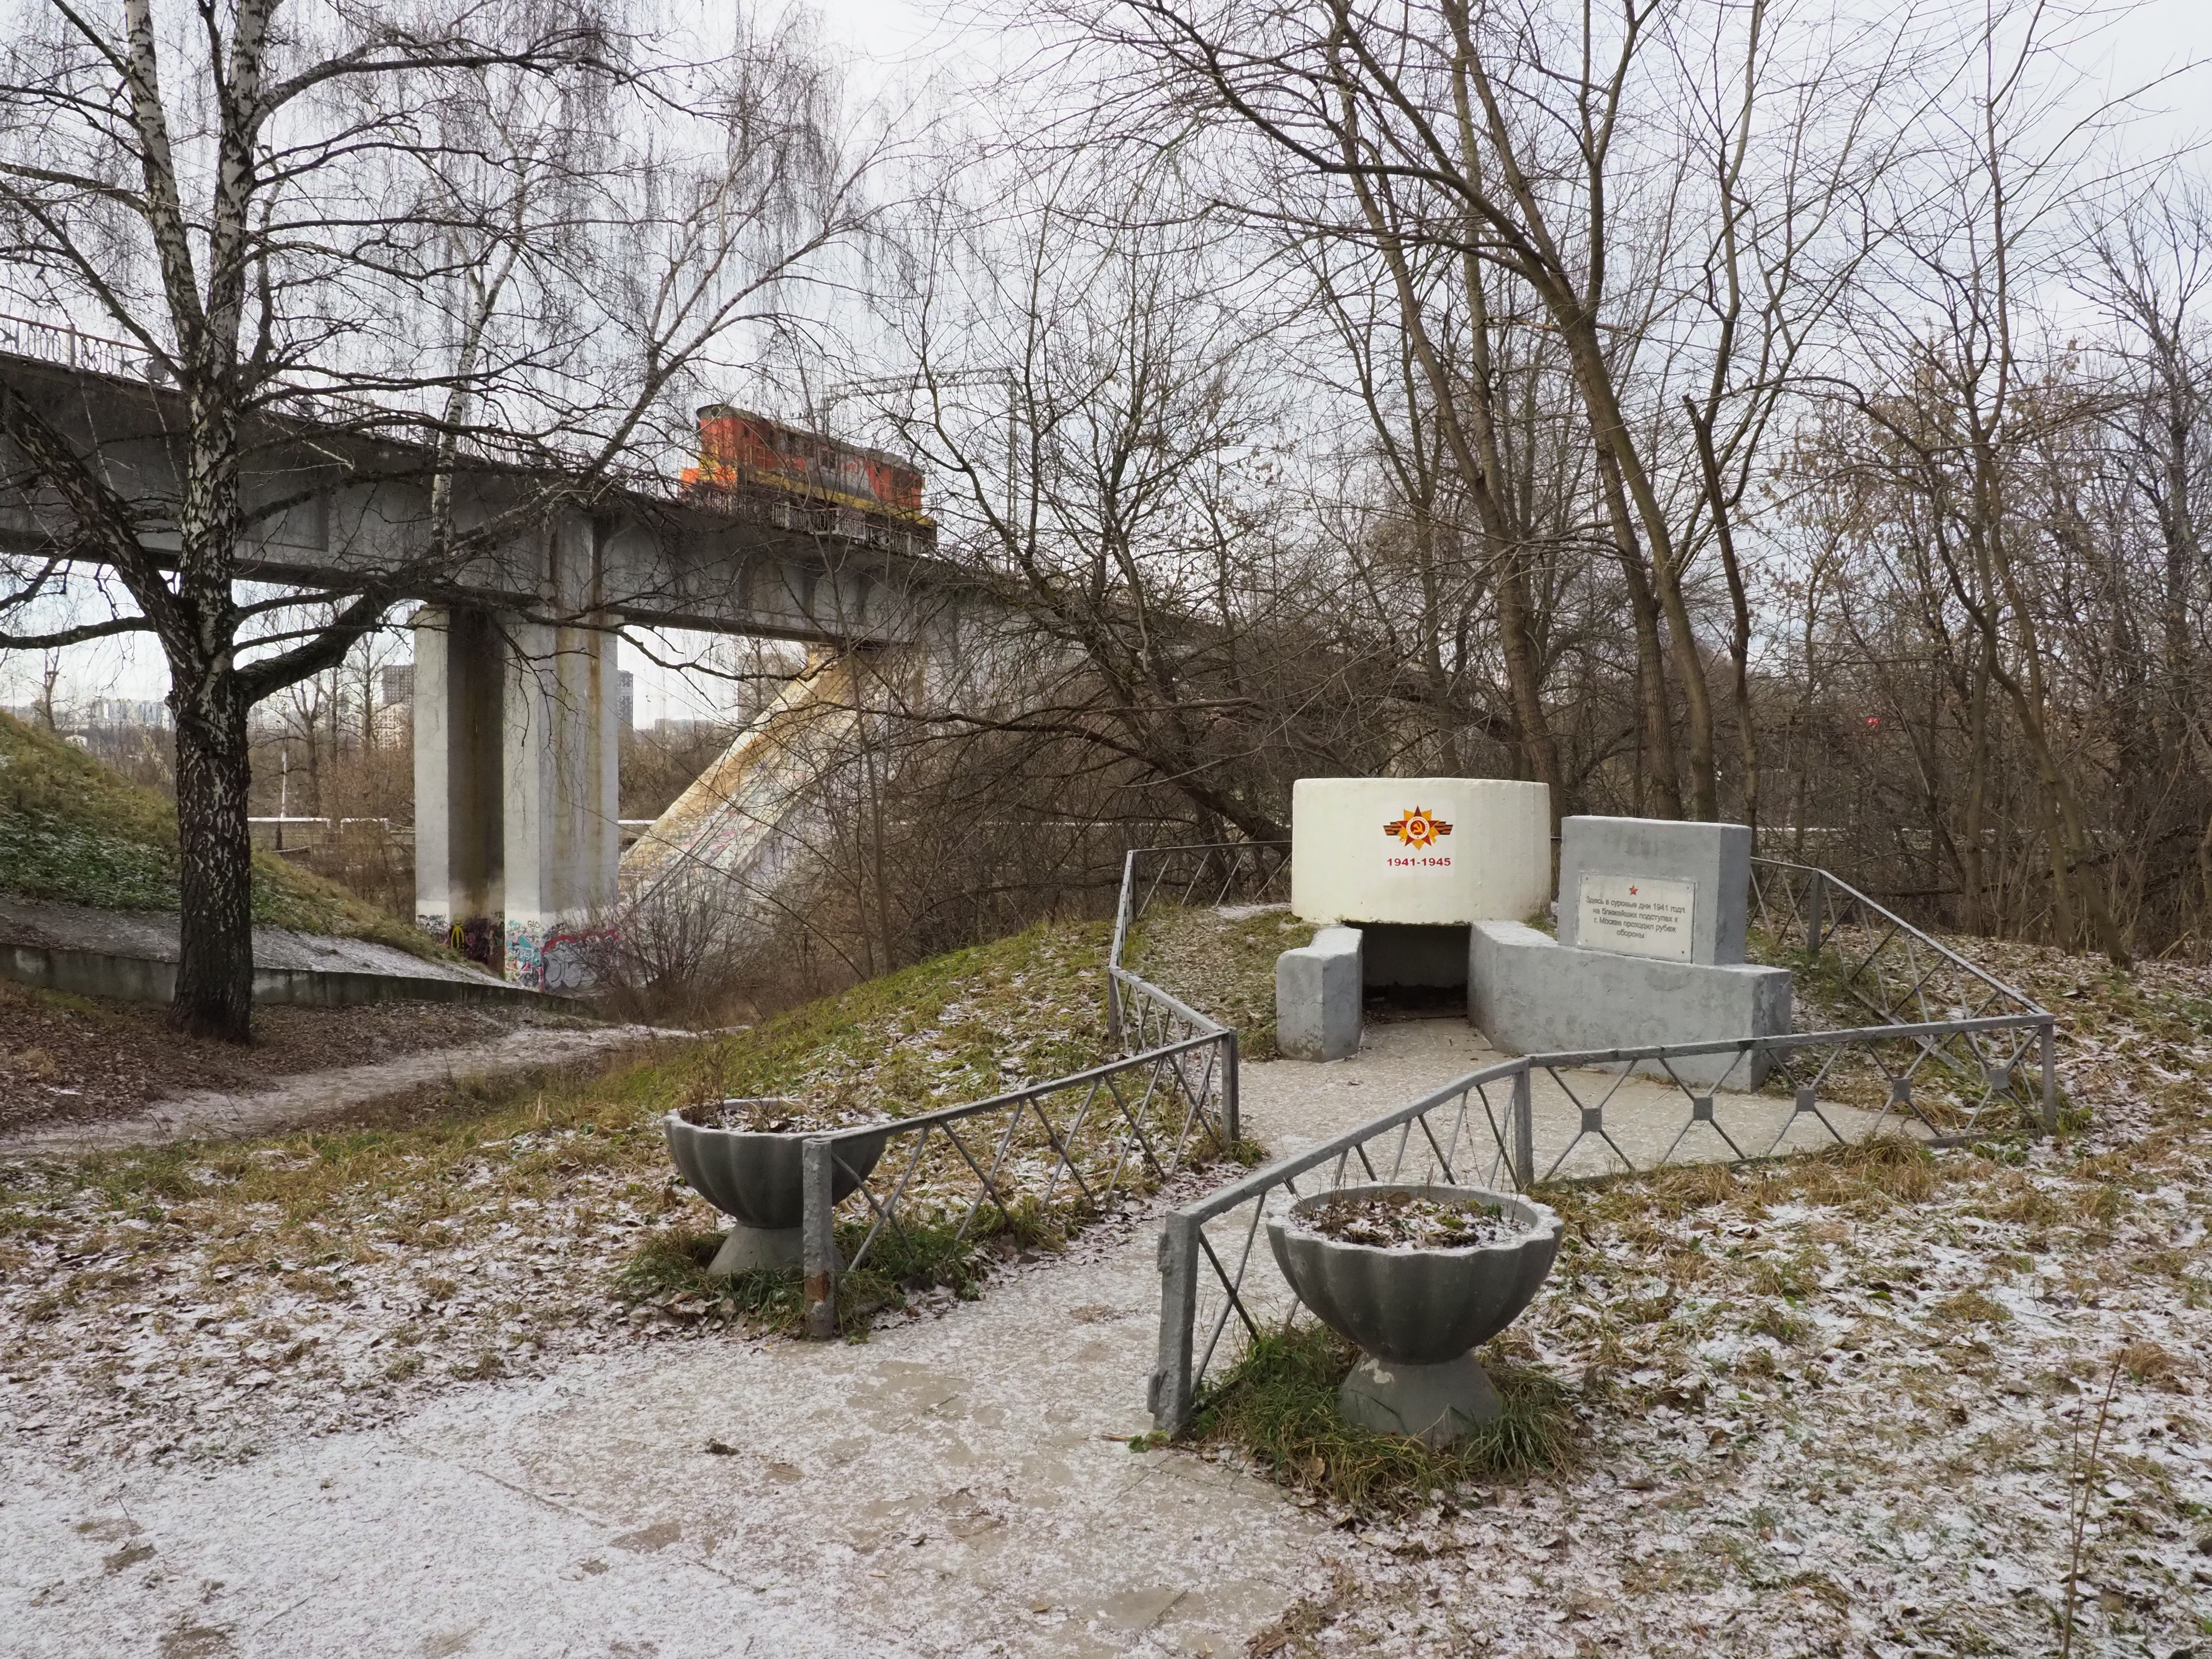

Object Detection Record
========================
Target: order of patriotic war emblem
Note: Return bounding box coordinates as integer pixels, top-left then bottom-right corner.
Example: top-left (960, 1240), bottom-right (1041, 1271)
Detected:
top-left (1382, 805), bottom-right (1454, 872)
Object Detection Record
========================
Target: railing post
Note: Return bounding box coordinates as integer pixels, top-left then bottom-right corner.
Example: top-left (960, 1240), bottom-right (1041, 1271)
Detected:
top-left (1511, 1065), bottom-right (1535, 1191)
top-left (2039, 1018), bottom-right (2058, 1133)
top-left (1222, 1029), bottom-right (1240, 1150)
top-left (1108, 850), bottom-right (1139, 1050)
top-left (1805, 870), bottom-right (1827, 956)
top-left (801, 1137), bottom-right (838, 1340)
top-left (1150, 1214), bottom-right (1200, 1435)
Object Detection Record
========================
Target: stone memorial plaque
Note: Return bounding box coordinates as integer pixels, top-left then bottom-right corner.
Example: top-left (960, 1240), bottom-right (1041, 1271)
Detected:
top-left (1576, 872), bottom-right (1697, 962)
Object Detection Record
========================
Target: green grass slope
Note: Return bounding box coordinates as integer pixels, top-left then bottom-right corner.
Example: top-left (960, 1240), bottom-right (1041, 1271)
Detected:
top-left (0, 711), bottom-right (441, 960)
top-left (669, 918), bottom-right (1113, 1115)
top-left (0, 915), bottom-right (1131, 1356)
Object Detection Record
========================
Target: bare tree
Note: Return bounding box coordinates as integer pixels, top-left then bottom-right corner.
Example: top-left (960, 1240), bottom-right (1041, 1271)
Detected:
top-left (871, 141), bottom-right (1356, 841)
top-left (1831, 0), bottom-right (2137, 961)
top-left (0, 0), bottom-right (873, 1035)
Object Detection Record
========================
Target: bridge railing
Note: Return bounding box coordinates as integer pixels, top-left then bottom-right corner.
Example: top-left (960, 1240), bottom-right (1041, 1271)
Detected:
top-left (0, 312), bottom-right (146, 380)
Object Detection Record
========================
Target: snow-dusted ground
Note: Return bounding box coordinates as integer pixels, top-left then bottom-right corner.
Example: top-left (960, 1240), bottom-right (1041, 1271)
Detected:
top-left (4, 1232), bottom-right (1324, 1657)
top-left (0, 1022), bottom-right (687, 1157)
top-left (6, 1004), bottom-right (2208, 1658)
top-left (2, 1021), bottom-right (1487, 1659)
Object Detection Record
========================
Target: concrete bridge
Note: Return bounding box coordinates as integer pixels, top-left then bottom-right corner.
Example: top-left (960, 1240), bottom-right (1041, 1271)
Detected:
top-left (0, 332), bottom-right (962, 985)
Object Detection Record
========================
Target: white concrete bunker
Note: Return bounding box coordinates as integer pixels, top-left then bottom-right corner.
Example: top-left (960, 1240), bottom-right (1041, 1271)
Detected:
top-left (1276, 789), bottom-right (1790, 1088)
top-left (1276, 777), bottom-right (1551, 1060)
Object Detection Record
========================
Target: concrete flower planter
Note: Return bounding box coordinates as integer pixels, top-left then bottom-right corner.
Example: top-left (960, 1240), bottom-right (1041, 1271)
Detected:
top-left (1267, 1182), bottom-right (1563, 1447)
top-left (663, 1100), bottom-right (890, 1273)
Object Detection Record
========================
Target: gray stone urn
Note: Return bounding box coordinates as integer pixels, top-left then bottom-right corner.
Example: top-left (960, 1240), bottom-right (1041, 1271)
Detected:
top-left (1267, 1182), bottom-right (1563, 1448)
top-left (663, 1100), bottom-right (890, 1273)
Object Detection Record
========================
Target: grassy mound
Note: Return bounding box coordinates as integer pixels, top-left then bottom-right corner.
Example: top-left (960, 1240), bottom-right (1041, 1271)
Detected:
top-left (0, 916), bottom-right (1137, 1364)
top-left (0, 711), bottom-right (439, 958)
top-left (663, 917), bottom-right (1112, 1115)
top-left (1121, 902), bottom-right (1309, 1057)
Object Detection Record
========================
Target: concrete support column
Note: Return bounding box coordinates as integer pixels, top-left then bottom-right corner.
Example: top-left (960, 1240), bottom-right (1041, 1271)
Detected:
top-left (500, 616), bottom-right (620, 989)
top-left (412, 605), bottom-right (504, 963)
top-left (413, 602), bottom-right (620, 987)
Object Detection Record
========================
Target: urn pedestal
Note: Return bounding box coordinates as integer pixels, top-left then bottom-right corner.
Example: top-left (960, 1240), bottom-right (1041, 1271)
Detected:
top-left (1266, 1183), bottom-right (1563, 1448)
top-left (663, 1102), bottom-right (889, 1272)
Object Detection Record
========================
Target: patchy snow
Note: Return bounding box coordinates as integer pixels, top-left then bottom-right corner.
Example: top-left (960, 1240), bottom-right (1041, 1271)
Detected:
top-left (4, 950), bottom-right (2210, 1657)
top-left (1288, 1190), bottom-right (1531, 1249)
top-left (1237, 958), bottom-right (2212, 1658)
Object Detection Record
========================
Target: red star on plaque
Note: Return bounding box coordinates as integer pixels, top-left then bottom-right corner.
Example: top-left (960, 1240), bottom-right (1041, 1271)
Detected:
top-left (1382, 807), bottom-right (1453, 849)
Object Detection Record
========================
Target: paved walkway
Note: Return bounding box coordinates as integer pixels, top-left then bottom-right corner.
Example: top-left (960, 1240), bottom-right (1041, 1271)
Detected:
top-left (0, 1023), bottom-right (687, 1157)
top-left (1249, 1016), bottom-right (1909, 1178)
top-left (0, 1019), bottom-right (1899, 1658)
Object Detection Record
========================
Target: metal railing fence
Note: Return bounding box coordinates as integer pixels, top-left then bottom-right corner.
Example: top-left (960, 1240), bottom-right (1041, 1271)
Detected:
top-left (1147, 850), bottom-right (2058, 1433)
top-left (0, 312), bottom-right (144, 379)
top-left (1749, 855), bottom-right (2043, 1024)
top-left (793, 840), bottom-right (1284, 1337)
top-left (1106, 840), bottom-right (1290, 1052)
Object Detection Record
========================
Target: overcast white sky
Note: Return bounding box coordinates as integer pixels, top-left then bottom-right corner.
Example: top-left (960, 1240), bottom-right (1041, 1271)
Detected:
top-left (7, 0), bottom-right (2212, 726)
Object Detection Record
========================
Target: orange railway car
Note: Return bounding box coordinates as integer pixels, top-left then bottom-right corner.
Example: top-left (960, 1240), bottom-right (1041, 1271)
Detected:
top-left (680, 404), bottom-right (926, 520)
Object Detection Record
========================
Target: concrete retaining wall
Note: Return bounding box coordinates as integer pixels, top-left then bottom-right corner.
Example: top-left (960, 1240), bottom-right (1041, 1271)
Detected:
top-left (0, 941), bottom-right (559, 1010)
top-left (1468, 920), bottom-right (1790, 1089)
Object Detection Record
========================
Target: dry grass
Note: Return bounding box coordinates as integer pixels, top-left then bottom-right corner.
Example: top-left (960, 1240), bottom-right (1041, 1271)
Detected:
top-left (665, 918), bottom-right (1113, 1112)
top-left (1183, 1322), bottom-right (1581, 1513)
top-left (1251, 940), bottom-right (2212, 1656)
top-left (0, 917), bottom-right (1145, 1455)
top-left (1121, 902), bottom-right (1308, 1057)
top-left (1, 921), bottom-right (1118, 1266)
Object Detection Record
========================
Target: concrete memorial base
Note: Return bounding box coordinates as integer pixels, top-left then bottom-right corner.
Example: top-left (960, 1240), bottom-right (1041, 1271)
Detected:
top-left (1290, 777), bottom-right (1551, 928)
top-left (1275, 776), bottom-right (1553, 1062)
top-left (1275, 926), bottom-right (1363, 1061)
top-left (1468, 920), bottom-right (1791, 1089)
top-left (1339, 1351), bottom-right (1502, 1449)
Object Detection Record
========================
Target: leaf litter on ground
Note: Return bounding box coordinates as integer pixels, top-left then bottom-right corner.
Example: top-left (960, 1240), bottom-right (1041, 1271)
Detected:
top-left (1293, 1190), bottom-right (1528, 1249)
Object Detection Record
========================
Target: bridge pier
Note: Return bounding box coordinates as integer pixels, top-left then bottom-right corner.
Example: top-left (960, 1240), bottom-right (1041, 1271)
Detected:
top-left (413, 605), bottom-right (620, 988)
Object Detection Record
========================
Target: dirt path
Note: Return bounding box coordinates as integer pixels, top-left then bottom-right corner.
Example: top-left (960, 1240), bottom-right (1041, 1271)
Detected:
top-left (0, 1022), bottom-right (691, 1156)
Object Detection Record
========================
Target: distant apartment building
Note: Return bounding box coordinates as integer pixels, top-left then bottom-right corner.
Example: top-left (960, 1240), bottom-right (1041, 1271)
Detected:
top-left (82, 696), bottom-right (171, 729)
top-left (1, 696), bottom-right (169, 734)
